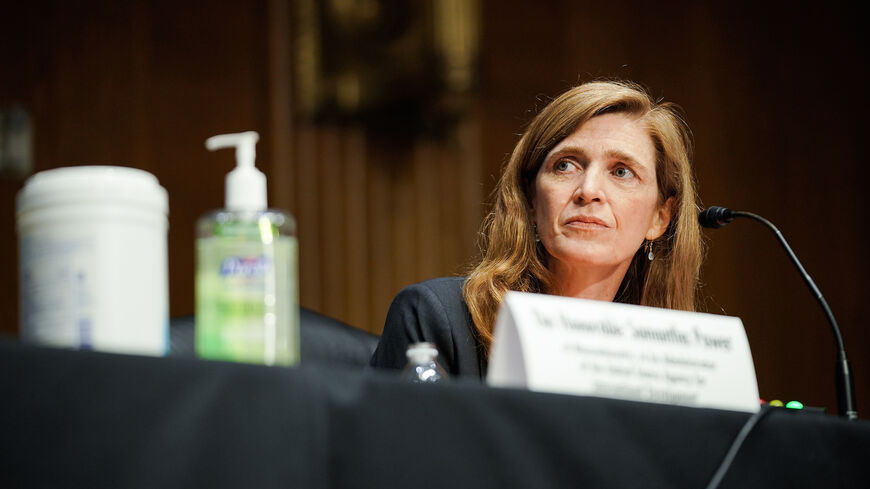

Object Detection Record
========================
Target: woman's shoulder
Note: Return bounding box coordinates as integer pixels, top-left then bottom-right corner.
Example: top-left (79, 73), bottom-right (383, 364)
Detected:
top-left (391, 276), bottom-right (467, 315)
top-left (372, 276), bottom-right (480, 376)
top-left (398, 276), bottom-right (466, 299)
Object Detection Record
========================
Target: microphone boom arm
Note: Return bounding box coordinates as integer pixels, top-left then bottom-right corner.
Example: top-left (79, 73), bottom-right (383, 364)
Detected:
top-left (704, 209), bottom-right (857, 420)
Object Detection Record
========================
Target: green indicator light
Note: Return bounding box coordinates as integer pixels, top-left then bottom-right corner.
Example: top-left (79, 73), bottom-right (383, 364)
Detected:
top-left (785, 401), bottom-right (804, 409)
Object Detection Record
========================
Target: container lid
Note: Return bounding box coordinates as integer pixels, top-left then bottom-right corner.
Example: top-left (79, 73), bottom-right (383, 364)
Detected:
top-left (16, 166), bottom-right (168, 216)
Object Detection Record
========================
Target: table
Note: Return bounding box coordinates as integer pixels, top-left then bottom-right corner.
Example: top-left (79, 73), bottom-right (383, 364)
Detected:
top-left (1, 340), bottom-right (867, 488)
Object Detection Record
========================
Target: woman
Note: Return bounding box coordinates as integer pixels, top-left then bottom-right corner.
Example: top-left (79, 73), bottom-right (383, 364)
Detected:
top-left (369, 80), bottom-right (702, 379)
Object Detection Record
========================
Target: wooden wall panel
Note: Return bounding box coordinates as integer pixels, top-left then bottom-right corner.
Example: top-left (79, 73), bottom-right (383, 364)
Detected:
top-left (1, 1), bottom-right (483, 338)
top-left (342, 130), bottom-right (370, 329)
top-left (0, 1), bottom-right (271, 333)
top-left (413, 142), bottom-right (440, 281)
top-left (365, 143), bottom-right (395, 331)
top-left (317, 127), bottom-right (347, 319)
top-left (294, 125), bottom-right (322, 312)
top-left (280, 121), bottom-right (483, 334)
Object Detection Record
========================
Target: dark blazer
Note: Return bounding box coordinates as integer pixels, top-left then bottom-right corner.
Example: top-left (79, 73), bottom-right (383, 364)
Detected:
top-left (369, 277), bottom-right (488, 379)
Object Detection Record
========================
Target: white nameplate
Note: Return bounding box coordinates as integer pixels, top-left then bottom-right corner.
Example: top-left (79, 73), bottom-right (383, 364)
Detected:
top-left (487, 292), bottom-right (760, 413)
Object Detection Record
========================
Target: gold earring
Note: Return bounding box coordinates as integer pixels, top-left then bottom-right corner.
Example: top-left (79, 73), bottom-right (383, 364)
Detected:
top-left (646, 240), bottom-right (654, 261)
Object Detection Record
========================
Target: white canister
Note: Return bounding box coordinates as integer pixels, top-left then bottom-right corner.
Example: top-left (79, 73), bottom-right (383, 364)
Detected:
top-left (16, 166), bottom-right (169, 355)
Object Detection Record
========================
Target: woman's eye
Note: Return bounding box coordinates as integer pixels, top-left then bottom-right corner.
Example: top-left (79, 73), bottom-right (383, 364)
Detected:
top-left (613, 166), bottom-right (634, 178)
top-left (555, 160), bottom-right (573, 172)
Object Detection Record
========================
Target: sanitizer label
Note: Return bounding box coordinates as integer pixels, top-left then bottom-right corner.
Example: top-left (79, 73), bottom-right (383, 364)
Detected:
top-left (220, 256), bottom-right (270, 277)
top-left (195, 232), bottom-right (298, 366)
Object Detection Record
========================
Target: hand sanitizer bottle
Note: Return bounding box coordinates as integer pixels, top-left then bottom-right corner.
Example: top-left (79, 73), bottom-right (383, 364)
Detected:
top-left (195, 131), bottom-right (299, 366)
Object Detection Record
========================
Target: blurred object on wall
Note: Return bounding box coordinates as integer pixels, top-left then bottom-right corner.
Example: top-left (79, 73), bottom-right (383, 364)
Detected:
top-left (294, 0), bottom-right (479, 137)
top-left (0, 106), bottom-right (33, 179)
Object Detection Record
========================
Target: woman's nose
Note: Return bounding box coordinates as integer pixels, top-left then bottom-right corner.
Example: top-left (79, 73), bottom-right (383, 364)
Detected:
top-left (574, 168), bottom-right (605, 203)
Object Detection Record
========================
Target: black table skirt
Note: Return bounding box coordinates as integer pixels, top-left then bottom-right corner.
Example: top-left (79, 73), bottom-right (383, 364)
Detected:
top-left (1, 341), bottom-right (868, 489)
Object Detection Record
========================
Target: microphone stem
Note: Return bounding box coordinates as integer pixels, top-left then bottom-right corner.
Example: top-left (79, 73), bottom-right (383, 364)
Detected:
top-left (733, 211), bottom-right (857, 420)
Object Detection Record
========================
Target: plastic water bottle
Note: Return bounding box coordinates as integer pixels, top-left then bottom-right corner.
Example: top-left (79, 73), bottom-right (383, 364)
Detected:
top-left (401, 342), bottom-right (448, 383)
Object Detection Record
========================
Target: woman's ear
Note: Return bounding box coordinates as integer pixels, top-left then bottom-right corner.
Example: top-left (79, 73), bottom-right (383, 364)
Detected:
top-left (646, 197), bottom-right (675, 240)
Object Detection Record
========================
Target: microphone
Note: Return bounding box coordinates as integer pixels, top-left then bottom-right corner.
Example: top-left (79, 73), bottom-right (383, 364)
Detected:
top-left (698, 206), bottom-right (857, 420)
top-left (698, 206), bottom-right (734, 229)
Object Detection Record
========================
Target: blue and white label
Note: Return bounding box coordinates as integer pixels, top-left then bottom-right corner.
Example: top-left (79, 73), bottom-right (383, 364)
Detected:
top-left (19, 235), bottom-right (94, 348)
top-left (219, 255), bottom-right (271, 277)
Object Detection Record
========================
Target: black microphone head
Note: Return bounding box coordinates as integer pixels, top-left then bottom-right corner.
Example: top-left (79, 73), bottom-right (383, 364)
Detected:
top-left (698, 206), bottom-right (735, 229)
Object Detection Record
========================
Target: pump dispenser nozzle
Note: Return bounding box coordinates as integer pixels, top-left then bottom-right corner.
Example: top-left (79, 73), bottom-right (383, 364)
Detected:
top-left (205, 131), bottom-right (266, 211)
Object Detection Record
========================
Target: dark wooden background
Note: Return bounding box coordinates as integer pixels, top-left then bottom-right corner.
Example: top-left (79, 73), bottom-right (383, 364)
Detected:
top-left (1, 0), bottom-right (866, 416)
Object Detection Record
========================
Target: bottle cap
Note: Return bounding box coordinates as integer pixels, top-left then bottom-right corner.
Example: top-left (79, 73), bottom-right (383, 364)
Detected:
top-left (406, 342), bottom-right (439, 363)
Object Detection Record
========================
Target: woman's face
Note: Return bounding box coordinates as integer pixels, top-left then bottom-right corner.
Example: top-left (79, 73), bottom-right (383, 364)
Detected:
top-left (531, 112), bottom-right (672, 274)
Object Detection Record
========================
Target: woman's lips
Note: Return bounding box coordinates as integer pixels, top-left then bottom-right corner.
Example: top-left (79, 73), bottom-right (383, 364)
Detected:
top-left (564, 215), bottom-right (609, 229)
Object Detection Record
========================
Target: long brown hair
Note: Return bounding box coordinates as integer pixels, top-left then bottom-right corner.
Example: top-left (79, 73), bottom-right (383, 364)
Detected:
top-left (463, 80), bottom-right (702, 354)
